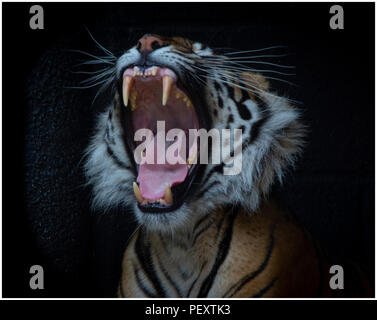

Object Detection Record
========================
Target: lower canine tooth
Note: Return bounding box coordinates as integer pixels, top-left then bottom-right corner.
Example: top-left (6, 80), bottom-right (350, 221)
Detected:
top-left (133, 182), bottom-right (144, 204)
top-left (122, 76), bottom-right (133, 107)
top-left (165, 184), bottom-right (173, 205)
top-left (162, 75), bottom-right (173, 106)
top-left (187, 151), bottom-right (197, 165)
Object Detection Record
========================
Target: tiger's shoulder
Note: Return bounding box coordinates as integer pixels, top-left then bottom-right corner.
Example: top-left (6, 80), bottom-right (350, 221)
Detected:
top-left (118, 202), bottom-right (329, 298)
top-left (214, 201), bottom-right (329, 298)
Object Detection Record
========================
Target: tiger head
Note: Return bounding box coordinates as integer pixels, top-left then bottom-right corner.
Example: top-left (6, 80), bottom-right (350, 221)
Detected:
top-left (85, 34), bottom-right (304, 232)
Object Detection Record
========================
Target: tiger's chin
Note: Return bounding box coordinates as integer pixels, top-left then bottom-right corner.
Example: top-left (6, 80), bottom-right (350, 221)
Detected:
top-left (132, 201), bottom-right (200, 233)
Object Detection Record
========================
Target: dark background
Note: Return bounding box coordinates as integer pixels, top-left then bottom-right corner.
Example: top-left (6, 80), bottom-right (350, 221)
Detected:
top-left (2, 2), bottom-right (374, 297)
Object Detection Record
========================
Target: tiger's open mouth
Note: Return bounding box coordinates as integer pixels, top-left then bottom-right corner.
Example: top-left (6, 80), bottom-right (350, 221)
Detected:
top-left (121, 65), bottom-right (201, 213)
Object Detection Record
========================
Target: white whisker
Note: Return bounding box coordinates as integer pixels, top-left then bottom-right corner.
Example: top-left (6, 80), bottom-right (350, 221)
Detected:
top-left (209, 64), bottom-right (295, 76)
top-left (68, 49), bottom-right (116, 65)
top-left (84, 26), bottom-right (115, 58)
top-left (71, 68), bottom-right (111, 75)
top-left (219, 60), bottom-right (295, 69)
top-left (223, 45), bottom-right (288, 55)
top-left (65, 77), bottom-right (112, 89)
top-left (80, 69), bottom-right (115, 84)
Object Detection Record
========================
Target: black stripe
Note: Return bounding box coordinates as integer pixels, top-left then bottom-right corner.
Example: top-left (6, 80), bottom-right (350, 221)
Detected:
top-left (192, 221), bottom-right (213, 246)
top-left (193, 214), bottom-right (211, 232)
top-left (249, 95), bottom-right (269, 141)
top-left (225, 85), bottom-right (252, 120)
top-left (227, 84), bottom-right (240, 103)
top-left (187, 262), bottom-right (207, 297)
top-left (227, 114), bottom-right (234, 127)
top-left (214, 82), bottom-right (223, 100)
top-left (106, 143), bottom-right (132, 170)
top-left (197, 207), bottom-right (238, 297)
top-left (248, 117), bottom-right (268, 144)
top-left (134, 232), bottom-right (166, 297)
top-left (105, 121), bottom-right (115, 145)
top-left (133, 264), bottom-right (156, 298)
top-left (251, 277), bottom-right (277, 298)
top-left (224, 224), bottom-right (276, 298)
top-left (218, 95), bottom-right (224, 109)
top-left (236, 100), bottom-right (252, 121)
top-left (241, 95), bottom-right (270, 149)
top-left (200, 164), bottom-right (224, 188)
top-left (155, 253), bottom-right (182, 297)
top-left (214, 213), bottom-right (226, 241)
top-left (198, 181), bottom-right (220, 197)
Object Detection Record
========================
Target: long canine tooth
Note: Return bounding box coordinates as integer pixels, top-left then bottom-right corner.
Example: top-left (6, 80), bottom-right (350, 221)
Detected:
top-left (187, 151), bottom-right (197, 165)
top-left (165, 184), bottom-right (173, 205)
top-left (162, 75), bottom-right (173, 106)
top-left (133, 182), bottom-right (144, 204)
top-left (122, 76), bottom-right (133, 107)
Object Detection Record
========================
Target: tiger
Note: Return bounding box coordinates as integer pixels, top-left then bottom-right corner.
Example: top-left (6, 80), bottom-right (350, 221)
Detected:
top-left (84, 34), bottom-right (371, 297)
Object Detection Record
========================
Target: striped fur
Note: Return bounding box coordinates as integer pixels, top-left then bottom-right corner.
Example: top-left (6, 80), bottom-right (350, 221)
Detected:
top-left (118, 202), bottom-right (333, 297)
top-left (84, 35), bottom-right (369, 297)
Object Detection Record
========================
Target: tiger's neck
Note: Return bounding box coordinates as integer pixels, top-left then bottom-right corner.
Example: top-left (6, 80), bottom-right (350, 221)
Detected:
top-left (150, 205), bottom-right (234, 253)
top-left (137, 206), bottom-right (237, 297)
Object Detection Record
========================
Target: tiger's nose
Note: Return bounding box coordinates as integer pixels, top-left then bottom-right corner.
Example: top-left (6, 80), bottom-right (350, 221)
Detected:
top-left (137, 35), bottom-right (163, 53)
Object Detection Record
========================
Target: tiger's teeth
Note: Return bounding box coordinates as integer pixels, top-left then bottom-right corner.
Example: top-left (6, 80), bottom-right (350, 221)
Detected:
top-left (187, 151), bottom-right (197, 165)
top-left (162, 75), bottom-right (174, 106)
top-left (165, 184), bottom-right (173, 205)
top-left (133, 182), bottom-right (144, 204)
top-left (122, 76), bottom-right (133, 107)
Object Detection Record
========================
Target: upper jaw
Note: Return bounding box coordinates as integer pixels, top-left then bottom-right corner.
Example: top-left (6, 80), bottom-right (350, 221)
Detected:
top-left (122, 65), bottom-right (183, 109)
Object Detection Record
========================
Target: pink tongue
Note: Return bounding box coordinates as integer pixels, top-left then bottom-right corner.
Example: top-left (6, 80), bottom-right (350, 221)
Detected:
top-left (136, 136), bottom-right (188, 201)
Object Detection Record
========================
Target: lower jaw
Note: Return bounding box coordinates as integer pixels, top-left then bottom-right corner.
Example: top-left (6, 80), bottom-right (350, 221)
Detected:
top-left (136, 169), bottom-right (197, 213)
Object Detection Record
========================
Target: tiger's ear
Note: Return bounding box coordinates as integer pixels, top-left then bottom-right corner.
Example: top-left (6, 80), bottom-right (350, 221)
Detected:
top-left (241, 72), bottom-right (269, 90)
top-left (241, 71), bottom-right (270, 94)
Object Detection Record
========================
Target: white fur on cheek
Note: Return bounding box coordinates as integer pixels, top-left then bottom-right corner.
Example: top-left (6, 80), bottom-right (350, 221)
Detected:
top-left (84, 110), bottom-right (135, 211)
